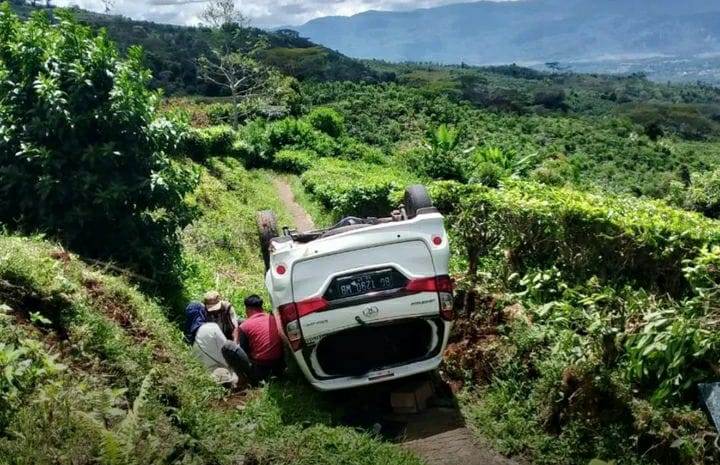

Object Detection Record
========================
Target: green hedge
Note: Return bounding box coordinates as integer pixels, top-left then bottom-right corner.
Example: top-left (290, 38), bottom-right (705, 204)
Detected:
top-left (301, 159), bottom-right (416, 218)
top-left (272, 149), bottom-right (315, 174)
top-left (432, 180), bottom-right (720, 295)
top-left (182, 126), bottom-right (237, 161)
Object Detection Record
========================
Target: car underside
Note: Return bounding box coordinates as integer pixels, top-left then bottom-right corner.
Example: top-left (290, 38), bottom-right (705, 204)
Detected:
top-left (259, 185), bottom-right (453, 390)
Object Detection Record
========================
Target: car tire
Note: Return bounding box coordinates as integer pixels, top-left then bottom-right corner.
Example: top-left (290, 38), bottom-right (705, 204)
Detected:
top-left (404, 185), bottom-right (433, 219)
top-left (257, 210), bottom-right (278, 271)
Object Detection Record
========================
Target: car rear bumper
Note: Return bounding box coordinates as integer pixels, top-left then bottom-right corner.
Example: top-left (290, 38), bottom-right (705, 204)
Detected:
top-left (299, 351), bottom-right (446, 391)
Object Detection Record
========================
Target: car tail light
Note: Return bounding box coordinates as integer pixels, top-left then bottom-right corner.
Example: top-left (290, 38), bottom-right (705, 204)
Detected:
top-left (277, 297), bottom-right (329, 352)
top-left (278, 302), bottom-right (302, 351)
top-left (405, 275), bottom-right (454, 321)
top-left (295, 296), bottom-right (328, 317)
top-left (439, 291), bottom-right (454, 321)
top-left (405, 276), bottom-right (438, 292)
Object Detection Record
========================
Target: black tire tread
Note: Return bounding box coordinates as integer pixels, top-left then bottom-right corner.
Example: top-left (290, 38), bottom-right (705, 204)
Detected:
top-left (257, 210), bottom-right (278, 271)
top-left (404, 185), bottom-right (433, 219)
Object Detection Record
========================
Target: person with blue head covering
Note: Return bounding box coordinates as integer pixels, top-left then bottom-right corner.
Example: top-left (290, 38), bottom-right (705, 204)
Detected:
top-left (184, 302), bottom-right (207, 345)
top-left (185, 297), bottom-right (251, 387)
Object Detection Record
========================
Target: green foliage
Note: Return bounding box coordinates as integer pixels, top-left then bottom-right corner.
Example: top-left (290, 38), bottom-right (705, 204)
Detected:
top-left (676, 168), bottom-right (720, 219)
top-left (301, 158), bottom-right (415, 218)
top-left (410, 124), bottom-right (467, 181)
top-left (432, 178), bottom-right (720, 464)
top-left (624, 247), bottom-right (720, 404)
top-left (182, 125), bottom-right (237, 160)
top-left (0, 5), bottom-right (197, 286)
top-left (273, 149), bottom-right (315, 174)
top-left (468, 146), bottom-right (536, 185)
top-left (339, 140), bottom-right (385, 163)
top-left (307, 107), bottom-right (345, 138)
top-left (443, 180), bottom-right (720, 295)
top-left (302, 81), bottom-right (720, 200)
top-left (181, 158), bottom-right (294, 311)
top-left (530, 155), bottom-right (578, 186)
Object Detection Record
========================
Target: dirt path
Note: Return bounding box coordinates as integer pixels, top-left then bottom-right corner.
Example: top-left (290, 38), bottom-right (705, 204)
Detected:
top-left (399, 408), bottom-right (518, 465)
top-left (271, 177), bottom-right (517, 465)
top-left (272, 177), bottom-right (315, 232)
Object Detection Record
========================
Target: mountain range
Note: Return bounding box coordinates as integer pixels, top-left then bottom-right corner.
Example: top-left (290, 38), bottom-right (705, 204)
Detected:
top-left (292, 0), bottom-right (720, 66)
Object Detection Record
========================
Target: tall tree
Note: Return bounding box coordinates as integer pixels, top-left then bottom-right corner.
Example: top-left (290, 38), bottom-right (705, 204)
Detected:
top-left (197, 0), bottom-right (277, 128)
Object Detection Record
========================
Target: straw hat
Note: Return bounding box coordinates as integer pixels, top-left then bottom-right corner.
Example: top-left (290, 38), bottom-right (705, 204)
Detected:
top-left (212, 367), bottom-right (238, 387)
top-left (203, 290), bottom-right (223, 313)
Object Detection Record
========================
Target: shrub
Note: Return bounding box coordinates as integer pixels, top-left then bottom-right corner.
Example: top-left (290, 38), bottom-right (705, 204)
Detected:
top-left (306, 107), bottom-right (345, 138)
top-left (237, 119), bottom-right (272, 167)
top-left (445, 180), bottom-right (720, 295)
top-left (473, 162), bottom-right (504, 187)
top-left (437, 178), bottom-right (720, 463)
top-left (530, 155), bottom-right (577, 186)
top-left (682, 168), bottom-right (720, 219)
top-left (0, 6), bottom-right (198, 286)
top-left (340, 139), bottom-right (386, 163)
top-left (202, 125), bottom-right (236, 155)
top-left (206, 102), bottom-right (234, 125)
top-left (301, 159), bottom-right (415, 218)
top-left (273, 149), bottom-right (315, 174)
top-left (237, 117), bottom-right (339, 167)
top-left (413, 125), bottom-right (467, 181)
top-left (182, 125), bottom-right (236, 161)
top-left (267, 118), bottom-right (317, 151)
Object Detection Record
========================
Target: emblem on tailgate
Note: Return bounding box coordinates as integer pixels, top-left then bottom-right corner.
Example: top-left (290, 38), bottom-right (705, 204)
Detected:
top-left (362, 306), bottom-right (380, 318)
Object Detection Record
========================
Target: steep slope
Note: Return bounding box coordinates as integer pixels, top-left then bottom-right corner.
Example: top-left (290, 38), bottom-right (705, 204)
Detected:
top-left (0, 157), bottom-right (424, 465)
top-left (293, 0), bottom-right (720, 65)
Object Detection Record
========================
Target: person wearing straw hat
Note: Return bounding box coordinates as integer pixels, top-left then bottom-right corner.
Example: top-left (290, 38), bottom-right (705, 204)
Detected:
top-left (203, 290), bottom-right (239, 342)
top-left (184, 301), bottom-right (239, 388)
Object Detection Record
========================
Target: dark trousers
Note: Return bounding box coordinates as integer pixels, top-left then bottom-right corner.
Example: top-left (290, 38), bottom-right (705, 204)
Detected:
top-left (221, 342), bottom-right (284, 385)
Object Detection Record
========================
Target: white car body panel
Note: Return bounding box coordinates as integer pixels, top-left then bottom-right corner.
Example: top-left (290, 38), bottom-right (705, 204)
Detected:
top-left (265, 210), bottom-right (452, 391)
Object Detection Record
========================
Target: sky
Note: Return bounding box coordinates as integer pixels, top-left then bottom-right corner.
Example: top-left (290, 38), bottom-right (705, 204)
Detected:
top-left (52, 0), bottom-right (473, 28)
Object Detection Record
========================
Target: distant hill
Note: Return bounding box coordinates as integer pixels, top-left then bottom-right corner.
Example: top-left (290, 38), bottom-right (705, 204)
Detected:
top-left (293, 0), bottom-right (720, 70)
top-left (9, 3), bottom-right (384, 95)
top-left (80, 14), bottom-right (385, 94)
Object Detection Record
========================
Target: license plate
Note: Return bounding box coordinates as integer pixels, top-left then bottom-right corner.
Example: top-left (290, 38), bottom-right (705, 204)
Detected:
top-left (325, 268), bottom-right (406, 301)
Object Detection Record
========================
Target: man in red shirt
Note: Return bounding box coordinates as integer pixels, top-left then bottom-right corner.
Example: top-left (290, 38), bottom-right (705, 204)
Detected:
top-left (222, 294), bottom-right (285, 384)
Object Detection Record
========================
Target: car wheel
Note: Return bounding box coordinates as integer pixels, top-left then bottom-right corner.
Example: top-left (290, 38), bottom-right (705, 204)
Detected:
top-left (404, 185), bottom-right (433, 219)
top-left (257, 210), bottom-right (278, 271)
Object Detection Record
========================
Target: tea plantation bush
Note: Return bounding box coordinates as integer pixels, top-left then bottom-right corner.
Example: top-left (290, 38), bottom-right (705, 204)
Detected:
top-left (182, 125), bottom-right (237, 161)
top-left (272, 149), bottom-right (315, 174)
top-left (302, 81), bottom-right (720, 200)
top-left (234, 109), bottom-right (385, 169)
top-left (433, 180), bottom-right (720, 295)
top-left (307, 107), bottom-right (345, 138)
top-left (433, 179), bottom-right (720, 464)
top-left (301, 158), bottom-right (416, 218)
top-left (237, 117), bottom-right (338, 167)
top-left (0, 6), bottom-right (197, 285)
top-left (678, 168), bottom-right (720, 219)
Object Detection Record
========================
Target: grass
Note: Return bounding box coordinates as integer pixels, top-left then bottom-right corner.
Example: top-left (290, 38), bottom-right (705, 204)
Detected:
top-left (180, 157), bottom-right (294, 317)
top-left (0, 155), bottom-right (425, 464)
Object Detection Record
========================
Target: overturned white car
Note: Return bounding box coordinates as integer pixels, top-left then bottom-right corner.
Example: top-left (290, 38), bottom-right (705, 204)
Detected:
top-left (257, 185), bottom-right (453, 391)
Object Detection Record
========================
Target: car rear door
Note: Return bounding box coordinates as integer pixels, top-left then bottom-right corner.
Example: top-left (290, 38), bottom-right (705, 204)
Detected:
top-left (290, 240), bottom-right (440, 345)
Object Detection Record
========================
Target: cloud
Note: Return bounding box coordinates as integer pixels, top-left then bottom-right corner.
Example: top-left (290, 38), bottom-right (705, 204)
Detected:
top-left (52, 0), bottom-right (483, 28)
